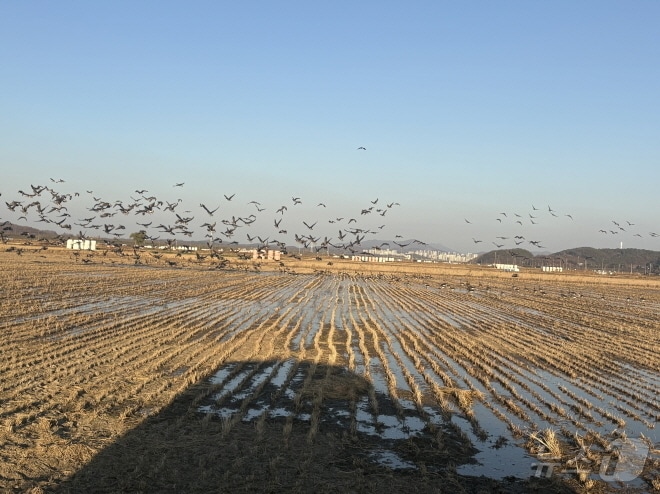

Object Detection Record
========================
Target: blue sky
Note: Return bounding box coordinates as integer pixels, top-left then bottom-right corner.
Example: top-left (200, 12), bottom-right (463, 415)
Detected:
top-left (2, 1), bottom-right (659, 253)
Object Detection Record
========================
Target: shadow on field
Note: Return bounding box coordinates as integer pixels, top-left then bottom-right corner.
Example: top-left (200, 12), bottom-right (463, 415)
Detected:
top-left (53, 360), bottom-right (578, 494)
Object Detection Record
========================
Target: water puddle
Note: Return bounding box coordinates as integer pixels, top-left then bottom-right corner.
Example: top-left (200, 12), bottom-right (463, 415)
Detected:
top-left (453, 414), bottom-right (533, 479)
top-left (368, 449), bottom-right (417, 470)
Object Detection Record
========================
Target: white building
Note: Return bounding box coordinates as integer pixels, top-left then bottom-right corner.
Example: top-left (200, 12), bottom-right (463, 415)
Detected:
top-left (252, 249), bottom-right (281, 261)
top-left (494, 263), bottom-right (519, 272)
top-left (66, 239), bottom-right (96, 251)
top-left (352, 255), bottom-right (395, 262)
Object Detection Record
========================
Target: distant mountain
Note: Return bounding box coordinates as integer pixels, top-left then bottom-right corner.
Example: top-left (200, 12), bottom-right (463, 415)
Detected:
top-left (556, 247), bottom-right (660, 269)
top-left (471, 249), bottom-right (535, 265)
top-left (0, 222), bottom-right (59, 239)
top-left (472, 247), bottom-right (660, 273)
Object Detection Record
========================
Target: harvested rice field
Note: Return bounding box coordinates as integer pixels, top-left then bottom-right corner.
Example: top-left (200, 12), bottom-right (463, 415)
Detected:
top-left (1, 250), bottom-right (659, 493)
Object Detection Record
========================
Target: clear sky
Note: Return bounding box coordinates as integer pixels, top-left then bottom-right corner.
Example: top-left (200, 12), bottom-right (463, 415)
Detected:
top-left (2, 1), bottom-right (659, 253)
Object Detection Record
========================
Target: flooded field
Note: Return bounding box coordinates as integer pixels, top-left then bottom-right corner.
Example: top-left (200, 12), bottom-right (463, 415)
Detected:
top-left (0, 252), bottom-right (658, 493)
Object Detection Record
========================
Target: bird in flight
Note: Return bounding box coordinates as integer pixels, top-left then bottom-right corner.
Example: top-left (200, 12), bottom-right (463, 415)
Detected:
top-left (357, 146), bottom-right (366, 150)
top-left (200, 203), bottom-right (219, 216)
top-left (224, 194), bottom-right (235, 201)
top-left (173, 182), bottom-right (185, 187)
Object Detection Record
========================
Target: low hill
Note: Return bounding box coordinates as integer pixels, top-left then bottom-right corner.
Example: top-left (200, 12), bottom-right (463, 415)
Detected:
top-left (0, 221), bottom-right (60, 240)
top-left (470, 249), bottom-right (535, 266)
top-left (472, 247), bottom-right (660, 273)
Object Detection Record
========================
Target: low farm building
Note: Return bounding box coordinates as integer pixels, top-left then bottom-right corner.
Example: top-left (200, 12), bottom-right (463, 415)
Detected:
top-left (66, 239), bottom-right (96, 251)
top-left (351, 255), bottom-right (395, 262)
top-left (494, 263), bottom-right (519, 272)
top-left (542, 266), bottom-right (563, 272)
top-left (252, 249), bottom-right (281, 261)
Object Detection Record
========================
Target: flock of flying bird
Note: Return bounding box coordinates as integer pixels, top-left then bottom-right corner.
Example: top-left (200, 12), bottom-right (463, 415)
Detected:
top-left (1, 177), bottom-right (657, 258)
top-left (0, 178), bottom-right (422, 257)
top-left (464, 202), bottom-right (658, 253)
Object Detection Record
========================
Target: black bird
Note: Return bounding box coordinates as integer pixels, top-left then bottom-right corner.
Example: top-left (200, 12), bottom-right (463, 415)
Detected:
top-left (200, 204), bottom-right (219, 216)
top-left (303, 221), bottom-right (317, 230)
top-left (472, 238), bottom-right (482, 244)
top-left (173, 182), bottom-right (185, 187)
top-left (357, 146), bottom-right (366, 150)
top-left (224, 194), bottom-right (235, 201)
